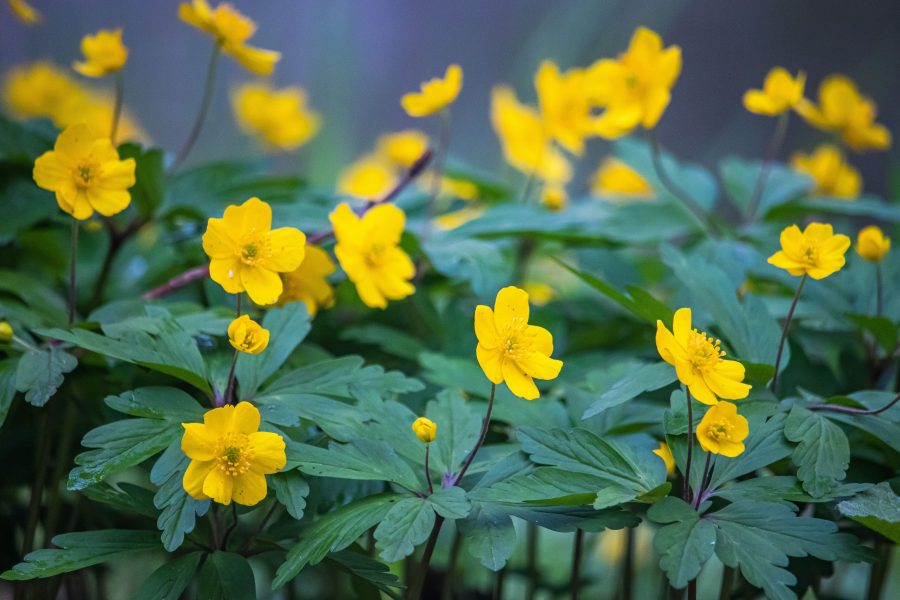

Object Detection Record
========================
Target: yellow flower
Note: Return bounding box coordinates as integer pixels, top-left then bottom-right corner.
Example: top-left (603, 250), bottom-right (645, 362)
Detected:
top-left (742, 67), bottom-right (805, 116)
top-left (3, 62), bottom-right (86, 121)
top-left (591, 157), bottom-right (655, 199)
top-left (33, 123), bottom-right (136, 220)
top-left (586, 26), bottom-right (682, 138)
top-left (419, 173), bottom-right (479, 201)
top-left (202, 197), bottom-right (307, 305)
top-left (7, 0), bottom-right (40, 24)
top-left (377, 129), bottom-right (429, 168)
top-left (181, 402), bottom-right (285, 506)
top-left (179, 0), bottom-right (280, 75)
top-left (232, 83), bottom-right (320, 152)
top-left (330, 203), bottom-right (415, 309)
top-left (0, 321), bottom-right (12, 343)
top-left (434, 206), bottom-right (484, 231)
top-left (227, 315), bottom-right (269, 354)
top-left (401, 64), bottom-right (462, 117)
top-left (491, 86), bottom-right (572, 184)
top-left (797, 75), bottom-right (891, 152)
top-left (411, 417), bottom-right (437, 443)
top-left (523, 282), bottom-right (555, 307)
top-left (475, 286), bottom-right (563, 400)
top-left (274, 245), bottom-right (336, 316)
top-left (790, 145), bottom-right (860, 199)
top-left (540, 183), bottom-right (567, 211)
top-left (62, 92), bottom-right (147, 143)
top-left (652, 441), bottom-right (675, 477)
top-left (535, 61), bottom-right (593, 155)
top-left (337, 155), bottom-right (396, 200)
top-left (696, 402), bottom-right (749, 458)
top-left (856, 226), bottom-right (890, 262)
top-left (656, 307), bottom-right (751, 406)
top-left (767, 222), bottom-right (850, 279)
top-left (73, 29), bottom-right (128, 78)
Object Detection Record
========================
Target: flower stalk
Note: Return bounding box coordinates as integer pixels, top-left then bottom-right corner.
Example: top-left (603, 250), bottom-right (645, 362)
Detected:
top-left (169, 44), bottom-right (221, 174)
top-left (771, 274), bottom-right (807, 393)
top-left (110, 70), bottom-right (125, 145)
top-left (68, 219), bottom-right (79, 325)
top-left (683, 388), bottom-right (695, 502)
top-left (746, 111), bottom-right (789, 220)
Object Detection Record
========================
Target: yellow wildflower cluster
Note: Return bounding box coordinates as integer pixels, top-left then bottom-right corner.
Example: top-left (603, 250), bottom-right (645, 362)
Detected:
top-left (232, 83), bottom-right (321, 152)
top-left (790, 145), bottom-right (861, 199)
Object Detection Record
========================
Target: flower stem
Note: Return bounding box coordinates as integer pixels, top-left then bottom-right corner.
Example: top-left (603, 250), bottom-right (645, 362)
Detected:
top-left (221, 504), bottom-right (239, 550)
top-left (422, 110), bottom-right (451, 238)
top-left (222, 350), bottom-right (239, 407)
top-left (771, 274), bottom-right (807, 393)
top-left (693, 453), bottom-right (712, 509)
top-left (876, 262), bottom-right (883, 318)
top-left (168, 44), bottom-right (221, 175)
top-left (810, 391), bottom-right (900, 416)
top-left (454, 383), bottom-right (496, 483)
top-left (424, 444), bottom-right (434, 494)
top-left (571, 529), bottom-right (584, 600)
top-left (684, 388), bottom-right (695, 503)
top-left (238, 502), bottom-right (280, 554)
top-left (68, 219), bottom-right (79, 326)
top-left (525, 521), bottom-right (539, 600)
top-left (110, 71), bottom-right (124, 145)
top-left (745, 112), bottom-right (789, 221)
top-left (618, 526), bottom-right (633, 600)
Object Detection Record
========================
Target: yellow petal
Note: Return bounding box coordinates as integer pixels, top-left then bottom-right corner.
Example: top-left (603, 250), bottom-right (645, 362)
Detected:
top-left (232, 471), bottom-right (268, 506)
top-left (182, 422), bottom-right (216, 460)
top-left (502, 359), bottom-right (539, 400)
top-left (226, 42), bottom-right (281, 76)
top-left (209, 257), bottom-right (245, 294)
top-left (672, 308), bottom-right (692, 346)
top-left (86, 187), bottom-right (130, 217)
top-left (517, 352), bottom-right (563, 381)
top-left (527, 325), bottom-right (553, 356)
top-left (33, 151), bottom-right (69, 191)
top-left (688, 377), bottom-right (718, 405)
top-left (249, 431), bottom-right (286, 474)
top-left (223, 197), bottom-right (272, 238)
top-left (366, 204), bottom-right (406, 245)
top-left (183, 459), bottom-right (213, 500)
top-left (203, 219), bottom-right (237, 259)
top-left (202, 468), bottom-right (234, 505)
top-left (232, 401), bottom-right (261, 434)
top-left (477, 344), bottom-right (504, 384)
top-left (266, 228), bottom-right (306, 272)
top-left (493, 286), bottom-right (530, 330)
top-left (241, 266), bottom-right (283, 305)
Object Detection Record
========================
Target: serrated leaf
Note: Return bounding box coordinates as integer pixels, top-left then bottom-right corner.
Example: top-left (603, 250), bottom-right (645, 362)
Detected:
top-left (427, 389), bottom-right (481, 475)
top-left (271, 470), bottom-right (310, 520)
top-left (328, 548), bottom-right (404, 593)
top-left (341, 323), bottom-right (426, 361)
top-left (837, 482), bottom-right (900, 544)
top-left (81, 481), bottom-right (158, 518)
top-left (719, 157), bottom-right (813, 216)
top-left (458, 503), bottom-right (517, 571)
top-left (151, 441), bottom-right (210, 551)
top-left (1, 530), bottom-right (160, 580)
top-left (429, 486), bottom-right (471, 519)
top-left (582, 361), bottom-right (676, 418)
top-left (294, 438), bottom-right (420, 491)
top-left (784, 406), bottom-right (849, 498)
top-left (15, 346), bottom-right (77, 406)
top-left (197, 552), bottom-right (255, 600)
top-left (847, 314), bottom-right (898, 354)
top-left (707, 407), bottom-right (791, 490)
top-left (647, 497), bottom-right (715, 588)
top-left (374, 496), bottom-right (436, 562)
top-left (235, 303), bottom-right (311, 399)
top-left (104, 386), bottom-right (205, 421)
top-left (118, 144), bottom-right (164, 218)
top-left (133, 552), bottom-right (202, 600)
top-left (473, 467), bottom-right (603, 506)
top-left (423, 235), bottom-right (514, 301)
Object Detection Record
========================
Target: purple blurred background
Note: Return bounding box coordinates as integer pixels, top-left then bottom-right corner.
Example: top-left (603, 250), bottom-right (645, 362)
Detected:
top-left (3, 0), bottom-right (899, 194)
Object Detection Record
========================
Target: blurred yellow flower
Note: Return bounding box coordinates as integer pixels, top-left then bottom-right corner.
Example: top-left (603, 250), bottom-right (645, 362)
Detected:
top-left (232, 83), bottom-right (320, 151)
top-left (652, 441), bottom-right (675, 477)
top-left (0, 321), bottom-right (12, 343)
top-left (522, 282), bottom-right (555, 306)
top-left (491, 86), bottom-right (571, 184)
top-left (401, 64), bottom-right (462, 117)
top-left (743, 67), bottom-right (805, 116)
top-left (856, 226), bottom-right (890, 263)
top-left (181, 402), bottom-right (285, 506)
top-left (377, 129), bottom-right (429, 168)
top-left (696, 402), bottom-right (749, 457)
top-left (337, 155), bottom-right (396, 200)
top-left (656, 307), bottom-right (751, 406)
top-left (419, 173), bottom-right (479, 201)
top-left (411, 417), bottom-right (437, 443)
top-left (475, 286), bottom-right (563, 400)
top-left (73, 29), bottom-right (128, 78)
top-left (540, 183), bottom-right (567, 211)
top-left (434, 206), bottom-right (484, 231)
top-left (591, 157), bottom-right (654, 199)
top-left (33, 123), bottom-right (136, 220)
top-left (274, 245), bottom-right (336, 316)
top-left (202, 197), bottom-right (307, 305)
top-left (7, 0), bottom-right (40, 25)
top-left (227, 315), bottom-right (269, 354)
top-left (330, 203), bottom-right (415, 309)
top-left (797, 75), bottom-right (891, 151)
top-left (790, 144), bottom-right (861, 199)
top-left (586, 26), bottom-right (682, 138)
top-left (535, 61), bottom-right (593, 155)
top-left (768, 222), bottom-right (850, 279)
top-left (179, 0), bottom-right (280, 75)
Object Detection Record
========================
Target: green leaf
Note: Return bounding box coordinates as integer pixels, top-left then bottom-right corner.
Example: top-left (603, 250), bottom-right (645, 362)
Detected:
top-left (0, 269), bottom-right (68, 327)
top-left (557, 260), bottom-right (673, 325)
top-left (150, 441), bottom-right (211, 552)
top-left (707, 407), bottom-right (791, 490)
top-left (0, 181), bottom-right (58, 246)
top-left (271, 470), bottom-right (310, 520)
top-left (647, 497), bottom-right (716, 589)
top-left (341, 323), bottom-right (426, 361)
top-left (273, 493), bottom-right (402, 589)
top-left (104, 386), bottom-right (205, 421)
top-left (327, 548), bottom-right (404, 593)
top-left (81, 481), bottom-right (158, 518)
top-left (784, 406), bottom-right (850, 498)
top-left (423, 235), bottom-right (514, 301)
top-left (294, 438), bottom-right (421, 491)
top-left (847, 314), bottom-right (898, 354)
top-left (772, 196), bottom-right (900, 223)
top-left (427, 389), bottom-right (481, 475)
top-left (429, 486), bottom-right (471, 519)
top-left (714, 476), bottom-right (870, 505)
top-left (15, 346), bottom-right (77, 406)
top-left (235, 303), bottom-right (311, 399)
top-left (133, 552), bottom-right (203, 600)
top-left (197, 552), bottom-right (256, 600)
top-left (0, 359), bottom-right (17, 428)
top-left (0, 114), bottom-right (53, 162)
top-left (837, 482), bottom-right (900, 544)
top-left (582, 361), bottom-right (676, 418)
top-left (1, 530), bottom-right (160, 580)
top-left (719, 157), bottom-right (813, 216)
top-left (118, 144), bottom-right (164, 218)
top-left (473, 467), bottom-right (606, 506)
top-left (374, 496), bottom-right (436, 562)
top-left (458, 503), bottom-right (517, 571)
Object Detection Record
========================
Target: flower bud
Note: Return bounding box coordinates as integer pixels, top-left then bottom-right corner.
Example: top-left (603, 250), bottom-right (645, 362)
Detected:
top-left (856, 226), bottom-right (891, 262)
top-left (0, 321), bottom-right (12, 343)
top-left (411, 417), bottom-right (437, 443)
top-left (227, 315), bottom-right (270, 354)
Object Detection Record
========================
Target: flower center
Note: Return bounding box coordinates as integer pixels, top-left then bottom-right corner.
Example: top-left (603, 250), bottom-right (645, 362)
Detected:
top-left (800, 242), bottom-right (819, 265)
top-left (364, 242), bottom-right (386, 268)
top-left (74, 162), bottom-right (98, 188)
top-left (238, 231), bottom-right (269, 265)
top-left (238, 332), bottom-right (257, 350)
top-left (215, 432), bottom-right (254, 476)
top-left (686, 329), bottom-right (725, 371)
top-left (707, 420), bottom-right (733, 442)
top-left (501, 317), bottom-right (530, 359)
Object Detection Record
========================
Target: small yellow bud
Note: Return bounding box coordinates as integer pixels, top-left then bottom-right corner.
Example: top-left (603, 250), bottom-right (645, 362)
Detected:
top-left (227, 315), bottom-right (270, 354)
top-left (0, 321), bottom-right (12, 343)
top-left (411, 417), bottom-right (437, 443)
top-left (856, 226), bottom-right (891, 262)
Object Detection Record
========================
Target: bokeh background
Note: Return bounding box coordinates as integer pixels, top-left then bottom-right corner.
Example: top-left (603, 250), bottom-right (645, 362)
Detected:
top-left (3, 0), bottom-right (899, 196)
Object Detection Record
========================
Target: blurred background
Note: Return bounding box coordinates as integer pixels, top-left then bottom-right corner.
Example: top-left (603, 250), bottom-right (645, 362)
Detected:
top-left (3, 0), bottom-right (899, 191)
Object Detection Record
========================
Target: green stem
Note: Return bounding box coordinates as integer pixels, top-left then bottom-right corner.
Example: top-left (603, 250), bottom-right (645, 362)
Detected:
top-left (222, 350), bottom-right (239, 407)
top-left (424, 444), bottom-right (433, 494)
top-left (221, 504), bottom-right (239, 550)
top-left (684, 388), bottom-right (695, 503)
top-left (68, 219), bottom-right (79, 326)
top-left (571, 528), bottom-right (584, 600)
top-left (620, 526), bottom-right (633, 600)
top-left (494, 567), bottom-right (506, 600)
top-left (525, 521), bottom-right (539, 600)
top-left (866, 541), bottom-right (892, 600)
top-left (770, 274), bottom-right (807, 393)
top-left (693, 453), bottom-right (712, 509)
top-left (238, 502), bottom-right (279, 554)
top-left (406, 515), bottom-right (444, 600)
top-left (22, 409), bottom-right (52, 557)
top-left (441, 531), bottom-right (462, 600)
top-left (422, 110), bottom-right (451, 238)
top-left (745, 112), bottom-right (789, 221)
top-left (718, 566), bottom-right (735, 600)
top-left (454, 383), bottom-right (496, 484)
top-left (876, 262), bottom-right (883, 318)
top-left (110, 71), bottom-right (124, 145)
top-left (168, 44), bottom-right (221, 175)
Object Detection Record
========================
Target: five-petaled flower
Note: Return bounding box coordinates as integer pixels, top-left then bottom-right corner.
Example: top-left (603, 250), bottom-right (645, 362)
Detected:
top-left (273, 245), bottom-right (336, 316)
top-left (535, 60), bottom-right (594, 155)
top-left (856, 226), bottom-right (890, 263)
top-left (797, 75), bottom-right (891, 152)
top-left (768, 222), bottom-right (850, 279)
top-left (656, 307), bottom-right (751, 406)
top-left (743, 67), bottom-right (805, 116)
top-left (73, 29), bottom-right (128, 78)
top-left (202, 197), bottom-right (307, 306)
top-left (232, 83), bottom-right (320, 151)
top-left (179, 0), bottom-right (280, 75)
top-left (401, 64), bottom-right (463, 117)
top-left (791, 144), bottom-right (861, 199)
top-left (696, 402), bottom-right (749, 457)
top-left (227, 315), bottom-right (269, 354)
top-left (330, 203), bottom-right (415, 309)
top-left (33, 123), bottom-right (136, 220)
top-left (475, 286), bottom-right (563, 400)
top-left (412, 417), bottom-right (437, 443)
top-left (182, 402), bottom-right (286, 506)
